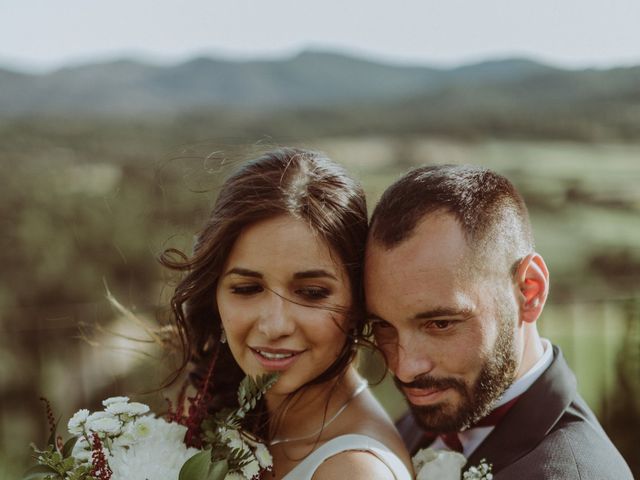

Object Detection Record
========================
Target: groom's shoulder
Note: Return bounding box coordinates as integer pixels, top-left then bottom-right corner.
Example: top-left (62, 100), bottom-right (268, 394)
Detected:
top-left (497, 411), bottom-right (633, 480)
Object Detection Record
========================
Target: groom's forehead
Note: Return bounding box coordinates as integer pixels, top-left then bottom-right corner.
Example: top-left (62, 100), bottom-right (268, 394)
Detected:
top-left (366, 213), bottom-right (471, 271)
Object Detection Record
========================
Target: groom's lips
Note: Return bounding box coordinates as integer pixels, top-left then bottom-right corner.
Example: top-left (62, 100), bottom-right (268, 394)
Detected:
top-left (403, 387), bottom-right (450, 406)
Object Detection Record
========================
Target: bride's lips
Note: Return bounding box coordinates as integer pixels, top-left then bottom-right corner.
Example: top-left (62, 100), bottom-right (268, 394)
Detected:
top-left (403, 387), bottom-right (451, 406)
top-left (250, 346), bottom-right (305, 371)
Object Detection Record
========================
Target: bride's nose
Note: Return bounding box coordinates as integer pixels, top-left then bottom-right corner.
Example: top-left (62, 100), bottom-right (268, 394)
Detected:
top-left (256, 291), bottom-right (296, 339)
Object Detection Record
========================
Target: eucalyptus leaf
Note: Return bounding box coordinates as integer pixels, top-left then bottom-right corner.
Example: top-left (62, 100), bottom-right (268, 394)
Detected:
top-left (62, 436), bottom-right (78, 457)
top-left (179, 449), bottom-right (212, 480)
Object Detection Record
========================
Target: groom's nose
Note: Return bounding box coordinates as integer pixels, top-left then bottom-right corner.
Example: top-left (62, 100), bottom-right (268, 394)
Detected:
top-left (392, 336), bottom-right (436, 383)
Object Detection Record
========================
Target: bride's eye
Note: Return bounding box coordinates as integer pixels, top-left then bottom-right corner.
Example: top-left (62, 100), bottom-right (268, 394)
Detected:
top-left (296, 286), bottom-right (331, 300)
top-left (231, 284), bottom-right (263, 296)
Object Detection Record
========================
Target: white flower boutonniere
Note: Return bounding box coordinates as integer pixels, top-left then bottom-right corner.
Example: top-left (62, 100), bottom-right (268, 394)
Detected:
top-left (412, 448), bottom-right (494, 480)
top-left (462, 458), bottom-right (493, 480)
top-left (412, 448), bottom-right (466, 480)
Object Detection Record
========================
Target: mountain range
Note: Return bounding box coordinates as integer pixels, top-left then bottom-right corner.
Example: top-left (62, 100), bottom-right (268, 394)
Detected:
top-left (1, 50), bottom-right (639, 139)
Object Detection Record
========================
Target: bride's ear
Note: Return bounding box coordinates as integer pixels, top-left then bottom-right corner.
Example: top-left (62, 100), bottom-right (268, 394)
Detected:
top-left (514, 253), bottom-right (549, 324)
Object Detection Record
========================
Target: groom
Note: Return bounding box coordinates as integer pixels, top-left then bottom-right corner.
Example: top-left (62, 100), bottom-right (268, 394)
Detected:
top-left (364, 165), bottom-right (632, 479)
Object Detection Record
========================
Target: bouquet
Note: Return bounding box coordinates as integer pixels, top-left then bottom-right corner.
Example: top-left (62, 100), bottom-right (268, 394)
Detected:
top-left (25, 374), bottom-right (278, 480)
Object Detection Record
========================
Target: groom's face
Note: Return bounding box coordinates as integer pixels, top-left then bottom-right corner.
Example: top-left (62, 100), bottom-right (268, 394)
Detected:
top-left (365, 211), bottom-right (520, 432)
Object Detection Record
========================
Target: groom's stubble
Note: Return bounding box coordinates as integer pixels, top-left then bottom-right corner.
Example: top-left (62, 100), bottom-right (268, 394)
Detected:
top-left (396, 293), bottom-right (519, 433)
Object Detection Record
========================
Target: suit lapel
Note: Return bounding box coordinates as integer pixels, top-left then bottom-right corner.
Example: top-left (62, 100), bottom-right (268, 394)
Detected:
top-left (464, 346), bottom-right (576, 473)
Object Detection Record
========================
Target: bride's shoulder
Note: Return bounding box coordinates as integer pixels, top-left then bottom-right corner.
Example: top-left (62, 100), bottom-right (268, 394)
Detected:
top-left (311, 449), bottom-right (397, 480)
top-left (303, 434), bottom-right (412, 480)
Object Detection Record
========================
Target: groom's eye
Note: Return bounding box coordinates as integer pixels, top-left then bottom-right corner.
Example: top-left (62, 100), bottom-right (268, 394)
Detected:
top-left (428, 320), bottom-right (454, 330)
top-left (372, 320), bottom-right (393, 330)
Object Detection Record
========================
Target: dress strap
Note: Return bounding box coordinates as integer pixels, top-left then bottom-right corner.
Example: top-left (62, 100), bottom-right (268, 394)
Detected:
top-left (282, 434), bottom-right (412, 480)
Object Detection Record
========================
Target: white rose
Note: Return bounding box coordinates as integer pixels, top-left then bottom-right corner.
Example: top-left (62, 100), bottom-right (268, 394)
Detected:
top-left (413, 448), bottom-right (466, 480)
top-left (102, 396), bottom-right (130, 406)
top-left (67, 408), bottom-right (90, 435)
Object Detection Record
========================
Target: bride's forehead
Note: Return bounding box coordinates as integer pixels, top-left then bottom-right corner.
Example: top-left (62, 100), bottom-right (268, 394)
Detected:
top-left (227, 216), bottom-right (340, 271)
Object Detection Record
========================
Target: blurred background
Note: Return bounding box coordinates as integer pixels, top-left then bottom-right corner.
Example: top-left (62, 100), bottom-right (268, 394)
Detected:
top-left (1, 1), bottom-right (639, 477)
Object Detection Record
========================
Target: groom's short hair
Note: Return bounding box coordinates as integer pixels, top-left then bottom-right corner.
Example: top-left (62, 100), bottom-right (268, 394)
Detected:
top-left (369, 164), bottom-right (534, 273)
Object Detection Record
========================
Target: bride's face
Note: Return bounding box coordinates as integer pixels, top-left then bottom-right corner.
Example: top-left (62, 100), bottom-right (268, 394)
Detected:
top-left (216, 214), bottom-right (352, 395)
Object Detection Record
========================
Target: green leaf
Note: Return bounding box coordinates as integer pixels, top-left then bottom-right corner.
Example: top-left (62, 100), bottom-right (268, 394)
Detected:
top-left (207, 459), bottom-right (229, 480)
top-left (22, 464), bottom-right (59, 479)
top-left (236, 373), bottom-right (279, 410)
top-left (62, 436), bottom-right (78, 457)
top-left (179, 449), bottom-right (212, 480)
top-left (47, 424), bottom-right (57, 448)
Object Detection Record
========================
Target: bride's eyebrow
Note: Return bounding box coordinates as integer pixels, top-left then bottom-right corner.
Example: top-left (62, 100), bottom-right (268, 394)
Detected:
top-left (293, 270), bottom-right (337, 280)
top-left (223, 267), bottom-right (262, 278)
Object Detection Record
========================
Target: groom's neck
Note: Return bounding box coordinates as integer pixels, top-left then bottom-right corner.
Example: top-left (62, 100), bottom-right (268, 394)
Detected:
top-left (514, 325), bottom-right (545, 381)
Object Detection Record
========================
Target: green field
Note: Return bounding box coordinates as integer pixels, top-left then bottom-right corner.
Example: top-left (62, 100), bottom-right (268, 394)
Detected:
top-left (1, 130), bottom-right (639, 476)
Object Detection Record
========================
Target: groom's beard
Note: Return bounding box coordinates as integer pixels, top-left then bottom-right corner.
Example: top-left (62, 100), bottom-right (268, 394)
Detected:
top-left (396, 304), bottom-right (518, 433)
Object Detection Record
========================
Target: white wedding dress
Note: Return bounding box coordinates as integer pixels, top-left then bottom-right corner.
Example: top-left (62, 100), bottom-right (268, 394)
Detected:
top-left (281, 433), bottom-right (413, 480)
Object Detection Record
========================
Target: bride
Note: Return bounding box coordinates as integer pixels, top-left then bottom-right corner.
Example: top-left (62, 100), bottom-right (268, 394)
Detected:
top-left (161, 148), bottom-right (413, 479)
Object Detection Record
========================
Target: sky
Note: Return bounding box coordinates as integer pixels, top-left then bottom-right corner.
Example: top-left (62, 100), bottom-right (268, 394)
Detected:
top-left (2, 0), bottom-right (640, 73)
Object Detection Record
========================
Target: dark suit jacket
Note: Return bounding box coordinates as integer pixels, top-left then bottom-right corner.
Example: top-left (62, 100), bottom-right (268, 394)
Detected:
top-left (396, 346), bottom-right (633, 479)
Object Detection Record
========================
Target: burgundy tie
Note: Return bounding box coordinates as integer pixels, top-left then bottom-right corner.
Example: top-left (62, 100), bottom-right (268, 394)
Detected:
top-left (422, 396), bottom-right (521, 453)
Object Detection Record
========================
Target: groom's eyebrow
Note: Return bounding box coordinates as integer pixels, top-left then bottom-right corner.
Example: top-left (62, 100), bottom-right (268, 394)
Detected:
top-left (414, 307), bottom-right (473, 320)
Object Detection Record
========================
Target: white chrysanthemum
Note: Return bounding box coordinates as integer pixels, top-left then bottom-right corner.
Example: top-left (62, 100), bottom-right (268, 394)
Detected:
top-left (71, 436), bottom-right (92, 463)
top-left (241, 458), bottom-right (261, 480)
top-left (103, 396), bottom-right (130, 406)
top-left (106, 417), bottom-right (199, 480)
top-left (86, 411), bottom-right (110, 422)
top-left (87, 415), bottom-right (123, 435)
top-left (254, 443), bottom-right (272, 469)
top-left (106, 401), bottom-right (150, 417)
top-left (67, 409), bottom-right (90, 436)
top-left (413, 448), bottom-right (466, 480)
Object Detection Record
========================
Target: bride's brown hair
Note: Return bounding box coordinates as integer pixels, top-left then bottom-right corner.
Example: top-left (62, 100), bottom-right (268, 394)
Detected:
top-left (160, 147), bottom-right (368, 428)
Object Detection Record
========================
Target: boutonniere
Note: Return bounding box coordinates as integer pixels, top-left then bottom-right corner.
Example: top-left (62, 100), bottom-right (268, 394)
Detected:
top-left (463, 458), bottom-right (493, 480)
top-left (412, 448), bottom-right (493, 480)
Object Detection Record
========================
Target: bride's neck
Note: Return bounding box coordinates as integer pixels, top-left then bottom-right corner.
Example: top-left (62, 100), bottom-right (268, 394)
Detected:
top-left (265, 368), bottom-right (361, 440)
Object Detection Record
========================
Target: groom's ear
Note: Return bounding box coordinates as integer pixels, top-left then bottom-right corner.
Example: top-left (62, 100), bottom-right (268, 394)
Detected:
top-left (514, 253), bottom-right (549, 324)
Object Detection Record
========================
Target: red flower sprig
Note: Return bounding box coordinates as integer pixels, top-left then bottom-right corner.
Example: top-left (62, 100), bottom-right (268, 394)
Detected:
top-left (184, 349), bottom-right (218, 448)
top-left (90, 433), bottom-right (112, 480)
top-left (166, 381), bottom-right (189, 424)
top-left (39, 397), bottom-right (56, 438)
